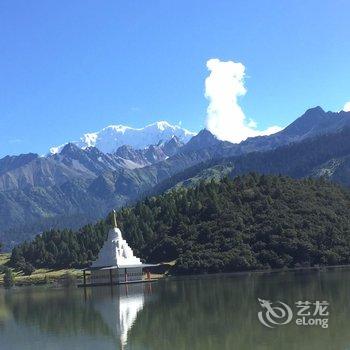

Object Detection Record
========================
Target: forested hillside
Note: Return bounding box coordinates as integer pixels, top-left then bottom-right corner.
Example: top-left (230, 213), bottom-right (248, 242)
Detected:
top-left (10, 174), bottom-right (350, 274)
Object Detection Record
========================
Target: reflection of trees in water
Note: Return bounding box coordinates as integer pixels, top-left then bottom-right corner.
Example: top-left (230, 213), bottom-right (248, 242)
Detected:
top-left (0, 290), bottom-right (11, 329)
top-left (4, 284), bottom-right (150, 349)
top-left (129, 269), bottom-right (350, 350)
top-left (5, 288), bottom-right (113, 338)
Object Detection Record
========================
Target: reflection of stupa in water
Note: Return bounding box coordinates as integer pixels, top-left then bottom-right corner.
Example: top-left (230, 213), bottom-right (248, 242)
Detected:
top-left (90, 283), bottom-right (151, 348)
top-left (119, 289), bottom-right (145, 346)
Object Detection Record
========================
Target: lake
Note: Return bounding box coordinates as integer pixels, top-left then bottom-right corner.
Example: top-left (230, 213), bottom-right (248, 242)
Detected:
top-left (0, 268), bottom-right (349, 349)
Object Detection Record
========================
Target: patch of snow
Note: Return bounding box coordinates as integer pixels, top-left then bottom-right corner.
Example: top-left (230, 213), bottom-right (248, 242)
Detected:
top-left (49, 146), bottom-right (62, 155)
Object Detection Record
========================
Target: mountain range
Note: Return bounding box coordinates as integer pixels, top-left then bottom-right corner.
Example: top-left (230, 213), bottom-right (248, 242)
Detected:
top-left (49, 121), bottom-right (195, 154)
top-left (1, 106), bottom-right (350, 249)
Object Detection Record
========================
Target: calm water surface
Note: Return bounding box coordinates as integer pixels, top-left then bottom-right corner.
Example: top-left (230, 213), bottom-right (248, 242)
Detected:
top-left (1, 268), bottom-right (349, 350)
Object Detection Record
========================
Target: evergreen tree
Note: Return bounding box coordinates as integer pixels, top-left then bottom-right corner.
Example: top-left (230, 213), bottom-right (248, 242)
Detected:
top-left (4, 268), bottom-right (14, 288)
top-left (21, 262), bottom-right (35, 276)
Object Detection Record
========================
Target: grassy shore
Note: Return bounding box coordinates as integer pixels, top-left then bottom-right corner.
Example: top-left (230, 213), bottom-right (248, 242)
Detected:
top-left (0, 253), bottom-right (83, 287)
top-left (0, 253), bottom-right (171, 287)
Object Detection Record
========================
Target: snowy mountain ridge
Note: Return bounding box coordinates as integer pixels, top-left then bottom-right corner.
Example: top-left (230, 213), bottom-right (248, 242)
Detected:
top-left (50, 121), bottom-right (196, 154)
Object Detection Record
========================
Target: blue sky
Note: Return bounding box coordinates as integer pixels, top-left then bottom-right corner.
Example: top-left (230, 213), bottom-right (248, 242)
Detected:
top-left (1, 0), bottom-right (349, 157)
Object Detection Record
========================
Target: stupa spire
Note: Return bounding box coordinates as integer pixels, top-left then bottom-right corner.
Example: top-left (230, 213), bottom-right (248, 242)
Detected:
top-left (113, 209), bottom-right (118, 228)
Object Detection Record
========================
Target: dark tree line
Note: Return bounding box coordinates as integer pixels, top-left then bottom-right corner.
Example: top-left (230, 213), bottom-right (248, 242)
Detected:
top-left (10, 174), bottom-right (350, 274)
top-left (10, 221), bottom-right (109, 269)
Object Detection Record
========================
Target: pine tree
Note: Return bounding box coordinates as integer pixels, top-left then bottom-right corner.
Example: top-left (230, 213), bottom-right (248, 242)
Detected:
top-left (4, 268), bottom-right (14, 288)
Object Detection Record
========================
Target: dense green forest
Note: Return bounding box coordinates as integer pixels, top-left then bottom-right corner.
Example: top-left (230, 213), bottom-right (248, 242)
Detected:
top-left (10, 174), bottom-right (350, 274)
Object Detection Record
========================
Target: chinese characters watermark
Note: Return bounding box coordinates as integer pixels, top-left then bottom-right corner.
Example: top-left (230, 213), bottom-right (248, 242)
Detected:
top-left (258, 298), bottom-right (329, 329)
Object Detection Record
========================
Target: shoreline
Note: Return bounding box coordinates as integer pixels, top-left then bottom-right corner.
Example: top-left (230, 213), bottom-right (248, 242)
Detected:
top-left (166, 264), bottom-right (350, 282)
top-left (0, 253), bottom-right (168, 288)
top-left (2, 250), bottom-right (350, 288)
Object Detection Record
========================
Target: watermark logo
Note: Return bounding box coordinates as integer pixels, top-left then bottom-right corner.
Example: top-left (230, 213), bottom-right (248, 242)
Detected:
top-left (258, 298), bottom-right (293, 328)
top-left (258, 299), bottom-right (329, 329)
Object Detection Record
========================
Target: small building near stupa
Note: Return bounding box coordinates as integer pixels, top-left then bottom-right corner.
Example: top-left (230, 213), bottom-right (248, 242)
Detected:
top-left (82, 210), bottom-right (156, 286)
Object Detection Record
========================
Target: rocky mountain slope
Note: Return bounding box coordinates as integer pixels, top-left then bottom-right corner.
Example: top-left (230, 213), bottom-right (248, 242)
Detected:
top-left (155, 126), bottom-right (350, 193)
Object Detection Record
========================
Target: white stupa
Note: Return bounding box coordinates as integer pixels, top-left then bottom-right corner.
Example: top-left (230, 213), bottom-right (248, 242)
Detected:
top-left (92, 210), bottom-right (142, 268)
top-left (84, 210), bottom-right (156, 286)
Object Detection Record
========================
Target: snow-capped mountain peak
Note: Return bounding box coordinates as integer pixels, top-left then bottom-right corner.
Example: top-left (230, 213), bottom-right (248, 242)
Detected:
top-left (50, 121), bottom-right (196, 154)
top-left (155, 120), bottom-right (172, 130)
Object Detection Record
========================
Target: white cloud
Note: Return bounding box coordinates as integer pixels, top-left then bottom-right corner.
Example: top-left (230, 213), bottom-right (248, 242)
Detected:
top-left (343, 101), bottom-right (350, 112)
top-left (205, 58), bottom-right (282, 143)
